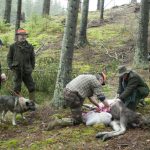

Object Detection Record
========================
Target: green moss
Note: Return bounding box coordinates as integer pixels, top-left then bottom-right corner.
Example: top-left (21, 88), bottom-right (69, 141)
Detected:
top-left (82, 127), bottom-right (96, 136)
top-left (138, 101), bottom-right (150, 115)
top-left (28, 138), bottom-right (57, 150)
top-left (0, 139), bottom-right (22, 149)
top-left (145, 98), bottom-right (150, 105)
top-left (29, 144), bottom-right (41, 150)
top-left (87, 24), bottom-right (122, 41)
top-left (73, 62), bottom-right (92, 75)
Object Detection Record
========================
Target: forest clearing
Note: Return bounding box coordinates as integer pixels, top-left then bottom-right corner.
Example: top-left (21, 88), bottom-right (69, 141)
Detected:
top-left (0, 0), bottom-right (150, 149)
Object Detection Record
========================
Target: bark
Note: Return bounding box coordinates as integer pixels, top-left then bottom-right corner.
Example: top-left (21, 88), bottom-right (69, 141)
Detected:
top-left (78, 0), bottom-right (89, 47)
top-left (42, 0), bottom-right (51, 16)
top-left (52, 0), bottom-right (80, 108)
top-left (15, 0), bottom-right (22, 33)
top-left (97, 0), bottom-right (100, 10)
top-left (134, 0), bottom-right (149, 68)
top-left (4, 0), bottom-right (12, 23)
top-left (100, 0), bottom-right (104, 21)
top-left (131, 0), bottom-right (137, 3)
top-left (79, 0), bottom-right (81, 12)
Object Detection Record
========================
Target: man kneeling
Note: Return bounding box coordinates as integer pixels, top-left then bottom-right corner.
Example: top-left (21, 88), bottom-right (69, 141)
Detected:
top-left (47, 73), bottom-right (110, 130)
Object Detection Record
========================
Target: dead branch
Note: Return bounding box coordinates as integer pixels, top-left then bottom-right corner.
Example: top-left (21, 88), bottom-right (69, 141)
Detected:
top-left (35, 41), bottom-right (46, 56)
top-left (100, 42), bottom-right (119, 60)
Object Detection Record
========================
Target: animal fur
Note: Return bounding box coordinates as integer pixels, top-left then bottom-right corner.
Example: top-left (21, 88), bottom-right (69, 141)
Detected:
top-left (0, 95), bottom-right (36, 125)
top-left (96, 99), bottom-right (143, 141)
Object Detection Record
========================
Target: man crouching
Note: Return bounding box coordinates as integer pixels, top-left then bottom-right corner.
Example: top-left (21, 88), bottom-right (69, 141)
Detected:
top-left (47, 73), bottom-right (110, 130)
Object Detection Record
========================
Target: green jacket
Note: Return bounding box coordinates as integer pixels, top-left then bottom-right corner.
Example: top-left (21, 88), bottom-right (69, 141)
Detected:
top-left (117, 71), bottom-right (149, 100)
top-left (7, 41), bottom-right (35, 73)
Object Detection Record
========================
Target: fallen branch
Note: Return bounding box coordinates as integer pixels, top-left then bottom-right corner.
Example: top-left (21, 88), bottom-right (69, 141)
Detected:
top-left (100, 42), bottom-right (119, 60)
top-left (35, 41), bottom-right (46, 56)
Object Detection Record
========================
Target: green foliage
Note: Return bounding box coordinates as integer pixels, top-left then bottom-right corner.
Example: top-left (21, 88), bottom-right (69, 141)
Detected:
top-left (88, 24), bottom-right (122, 41)
top-left (24, 15), bottom-right (63, 48)
top-left (72, 62), bottom-right (92, 77)
top-left (33, 69), bottom-right (57, 93)
top-left (0, 139), bottom-right (22, 149)
top-left (145, 98), bottom-right (150, 105)
top-left (29, 138), bottom-right (57, 150)
top-left (0, 20), bottom-right (10, 33)
top-left (34, 52), bottom-right (59, 96)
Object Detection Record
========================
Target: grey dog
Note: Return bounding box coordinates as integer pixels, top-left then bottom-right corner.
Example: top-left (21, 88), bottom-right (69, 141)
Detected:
top-left (0, 95), bottom-right (36, 125)
top-left (96, 99), bottom-right (144, 141)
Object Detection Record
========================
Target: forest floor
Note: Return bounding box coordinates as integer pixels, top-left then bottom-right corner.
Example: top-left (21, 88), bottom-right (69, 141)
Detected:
top-left (0, 97), bottom-right (150, 150)
top-left (0, 2), bottom-right (150, 150)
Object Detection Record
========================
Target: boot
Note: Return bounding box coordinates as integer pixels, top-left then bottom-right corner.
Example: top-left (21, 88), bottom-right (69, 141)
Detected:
top-left (29, 91), bottom-right (35, 101)
top-left (46, 118), bottom-right (74, 131)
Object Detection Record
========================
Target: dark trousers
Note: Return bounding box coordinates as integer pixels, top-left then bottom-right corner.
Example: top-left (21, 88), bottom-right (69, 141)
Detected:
top-left (64, 88), bottom-right (84, 125)
top-left (121, 88), bottom-right (149, 111)
top-left (13, 71), bottom-right (35, 93)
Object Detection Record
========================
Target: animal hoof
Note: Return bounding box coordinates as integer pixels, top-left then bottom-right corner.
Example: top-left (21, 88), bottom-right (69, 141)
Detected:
top-left (12, 123), bottom-right (16, 126)
top-left (102, 134), bottom-right (111, 141)
top-left (23, 116), bottom-right (26, 120)
top-left (96, 132), bottom-right (105, 139)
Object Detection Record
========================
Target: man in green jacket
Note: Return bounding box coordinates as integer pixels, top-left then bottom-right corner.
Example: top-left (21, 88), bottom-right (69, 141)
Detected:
top-left (117, 65), bottom-right (149, 111)
top-left (7, 28), bottom-right (35, 101)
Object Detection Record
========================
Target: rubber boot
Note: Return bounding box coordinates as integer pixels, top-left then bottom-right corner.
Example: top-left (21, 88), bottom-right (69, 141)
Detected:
top-left (29, 91), bottom-right (35, 101)
top-left (46, 118), bottom-right (74, 131)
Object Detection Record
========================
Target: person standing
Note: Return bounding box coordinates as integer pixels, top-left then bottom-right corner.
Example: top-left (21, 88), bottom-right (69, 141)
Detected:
top-left (7, 28), bottom-right (35, 101)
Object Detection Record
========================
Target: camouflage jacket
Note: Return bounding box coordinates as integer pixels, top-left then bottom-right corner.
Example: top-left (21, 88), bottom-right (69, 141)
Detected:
top-left (7, 41), bottom-right (35, 73)
top-left (117, 71), bottom-right (149, 100)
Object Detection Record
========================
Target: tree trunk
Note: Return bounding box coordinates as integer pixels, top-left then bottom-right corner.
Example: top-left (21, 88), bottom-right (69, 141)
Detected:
top-left (15, 0), bottom-right (22, 38)
top-left (131, 0), bottom-right (137, 3)
top-left (79, 0), bottom-right (82, 12)
top-left (4, 0), bottom-right (12, 23)
top-left (97, 0), bottom-right (100, 10)
top-left (52, 0), bottom-right (80, 108)
top-left (100, 0), bottom-right (104, 21)
top-left (42, 0), bottom-right (51, 16)
top-left (78, 0), bottom-right (89, 47)
top-left (134, 0), bottom-right (149, 68)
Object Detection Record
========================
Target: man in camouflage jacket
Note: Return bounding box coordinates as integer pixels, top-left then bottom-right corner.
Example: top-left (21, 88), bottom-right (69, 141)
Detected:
top-left (7, 28), bottom-right (35, 101)
top-left (117, 65), bottom-right (149, 111)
